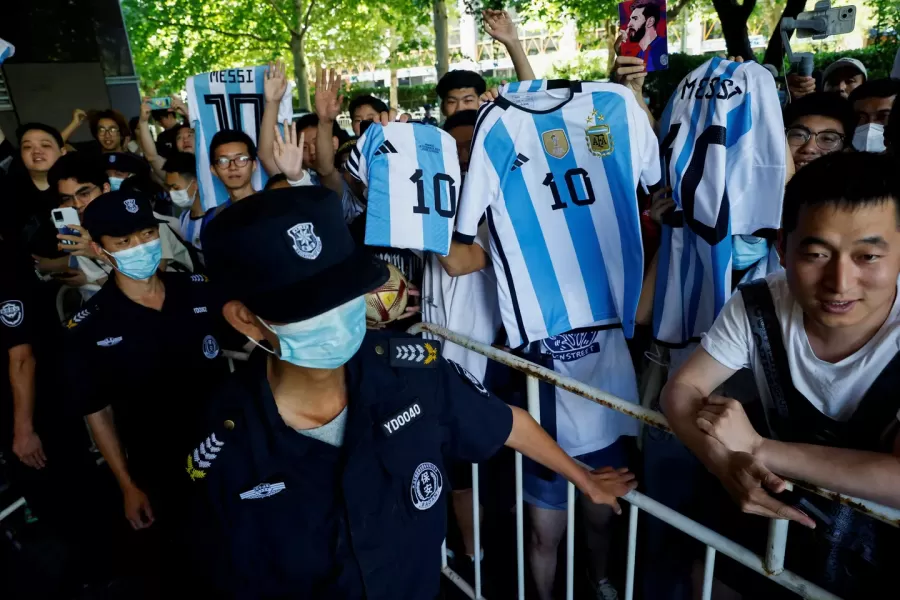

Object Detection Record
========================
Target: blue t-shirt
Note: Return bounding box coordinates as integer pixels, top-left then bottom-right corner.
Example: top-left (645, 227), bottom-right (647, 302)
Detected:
top-left (638, 36), bottom-right (667, 71)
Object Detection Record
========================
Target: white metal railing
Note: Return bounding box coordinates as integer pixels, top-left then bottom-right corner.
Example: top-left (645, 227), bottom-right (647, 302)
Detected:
top-left (410, 322), bottom-right (899, 600)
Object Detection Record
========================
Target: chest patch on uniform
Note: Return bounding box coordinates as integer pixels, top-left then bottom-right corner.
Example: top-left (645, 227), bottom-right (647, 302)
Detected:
top-left (382, 402), bottom-right (423, 437)
top-left (186, 433), bottom-right (225, 481)
top-left (66, 308), bottom-right (91, 329)
top-left (202, 335), bottom-right (220, 359)
top-left (448, 360), bottom-right (489, 397)
top-left (190, 274), bottom-right (209, 283)
top-left (193, 306), bottom-right (207, 314)
top-left (410, 462), bottom-right (443, 510)
top-left (0, 300), bottom-right (23, 327)
top-left (97, 336), bottom-right (123, 347)
top-left (239, 482), bottom-right (286, 500)
top-left (390, 339), bottom-right (441, 368)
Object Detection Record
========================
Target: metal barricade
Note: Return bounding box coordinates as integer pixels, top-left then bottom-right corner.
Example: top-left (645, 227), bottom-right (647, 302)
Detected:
top-left (409, 322), bottom-right (900, 600)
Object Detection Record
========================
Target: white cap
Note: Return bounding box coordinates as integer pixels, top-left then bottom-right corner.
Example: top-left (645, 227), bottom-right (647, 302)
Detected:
top-left (822, 58), bottom-right (867, 85)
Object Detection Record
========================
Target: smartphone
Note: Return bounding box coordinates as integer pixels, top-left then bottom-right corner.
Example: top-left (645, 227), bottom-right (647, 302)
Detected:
top-left (149, 96), bottom-right (172, 110)
top-left (51, 207), bottom-right (81, 246)
top-left (796, 3), bottom-right (856, 39)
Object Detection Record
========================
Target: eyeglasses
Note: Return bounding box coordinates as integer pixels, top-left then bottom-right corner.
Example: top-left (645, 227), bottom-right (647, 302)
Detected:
top-left (785, 127), bottom-right (844, 151)
top-left (214, 155), bottom-right (252, 168)
top-left (97, 126), bottom-right (120, 136)
top-left (60, 185), bottom-right (99, 204)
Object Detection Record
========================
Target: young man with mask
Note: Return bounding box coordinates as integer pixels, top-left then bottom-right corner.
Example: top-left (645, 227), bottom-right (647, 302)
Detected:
top-left (66, 190), bottom-right (233, 591)
top-left (849, 78), bottom-right (899, 153)
top-left (784, 92), bottom-right (856, 170)
top-left (163, 152), bottom-right (214, 251)
top-left (186, 187), bottom-right (637, 598)
top-left (662, 152), bottom-right (900, 597)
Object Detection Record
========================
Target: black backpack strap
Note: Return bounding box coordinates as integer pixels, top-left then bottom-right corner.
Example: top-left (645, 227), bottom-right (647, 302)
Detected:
top-left (847, 351), bottom-right (900, 452)
top-left (739, 280), bottom-right (801, 441)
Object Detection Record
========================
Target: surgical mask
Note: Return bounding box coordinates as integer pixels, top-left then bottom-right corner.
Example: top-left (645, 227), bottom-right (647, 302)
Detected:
top-left (103, 238), bottom-right (163, 280)
top-left (732, 235), bottom-right (769, 270)
top-left (852, 123), bottom-right (886, 153)
top-left (249, 296), bottom-right (366, 370)
top-left (170, 183), bottom-right (196, 208)
top-left (109, 176), bottom-right (125, 191)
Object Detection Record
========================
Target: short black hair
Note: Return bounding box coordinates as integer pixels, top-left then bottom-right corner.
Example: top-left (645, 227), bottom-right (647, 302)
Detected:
top-left (89, 109), bottom-right (131, 139)
top-left (633, 1), bottom-right (661, 25)
top-left (16, 123), bottom-right (64, 149)
top-left (784, 92), bottom-right (856, 138)
top-left (295, 113), bottom-right (319, 132)
top-left (48, 152), bottom-right (109, 193)
top-left (782, 152), bottom-right (900, 236)
top-left (443, 109), bottom-right (478, 132)
top-left (348, 95), bottom-right (389, 118)
top-left (162, 152), bottom-right (197, 178)
top-left (436, 70), bottom-right (487, 100)
top-left (848, 78), bottom-right (900, 107)
top-left (264, 173), bottom-right (288, 190)
top-left (209, 129), bottom-right (257, 160)
top-left (151, 109), bottom-right (176, 122)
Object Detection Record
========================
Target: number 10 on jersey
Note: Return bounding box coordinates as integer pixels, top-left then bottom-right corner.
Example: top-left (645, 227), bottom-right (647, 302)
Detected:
top-left (410, 169), bottom-right (457, 218)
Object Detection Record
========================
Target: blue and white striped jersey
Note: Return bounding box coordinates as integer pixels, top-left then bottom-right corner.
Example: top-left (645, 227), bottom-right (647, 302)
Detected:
top-left (456, 80), bottom-right (660, 348)
top-left (652, 58), bottom-right (786, 347)
top-left (186, 67), bottom-right (293, 210)
top-left (179, 208), bottom-right (219, 251)
top-left (347, 122), bottom-right (460, 255)
top-left (0, 39), bottom-right (14, 64)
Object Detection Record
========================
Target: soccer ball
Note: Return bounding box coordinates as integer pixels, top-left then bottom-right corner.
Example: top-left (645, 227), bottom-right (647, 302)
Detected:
top-left (366, 263), bottom-right (409, 323)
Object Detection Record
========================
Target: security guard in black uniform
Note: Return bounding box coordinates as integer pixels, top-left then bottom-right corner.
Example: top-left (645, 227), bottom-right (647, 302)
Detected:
top-left (64, 191), bottom-right (236, 589)
top-left (188, 187), bottom-right (637, 599)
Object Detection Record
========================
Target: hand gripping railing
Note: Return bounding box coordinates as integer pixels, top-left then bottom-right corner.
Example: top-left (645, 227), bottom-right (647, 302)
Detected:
top-left (409, 322), bottom-right (900, 600)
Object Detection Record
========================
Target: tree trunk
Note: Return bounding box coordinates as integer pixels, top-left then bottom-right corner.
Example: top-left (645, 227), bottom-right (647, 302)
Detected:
top-left (290, 35), bottom-right (311, 111)
top-left (762, 0), bottom-right (807, 67)
top-left (433, 0), bottom-right (450, 78)
top-left (390, 68), bottom-right (399, 109)
top-left (711, 0), bottom-right (757, 60)
top-left (604, 19), bottom-right (616, 75)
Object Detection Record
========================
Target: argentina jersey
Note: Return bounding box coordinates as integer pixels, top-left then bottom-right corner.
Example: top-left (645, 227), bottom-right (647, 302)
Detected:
top-left (653, 58), bottom-right (785, 346)
top-left (347, 122), bottom-right (460, 255)
top-left (187, 67), bottom-right (293, 210)
top-left (456, 80), bottom-right (660, 348)
top-left (0, 38), bottom-right (14, 64)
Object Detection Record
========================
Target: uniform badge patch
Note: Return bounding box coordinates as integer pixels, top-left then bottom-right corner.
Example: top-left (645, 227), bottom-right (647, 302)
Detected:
top-left (541, 129), bottom-right (570, 159)
top-left (382, 402), bottom-right (423, 437)
top-left (239, 482), bottom-right (286, 500)
top-left (186, 433), bottom-right (225, 481)
top-left (390, 339), bottom-right (440, 368)
top-left (448, 360), bottom-right (489, 397)
top-left (66, 308), bottom-right (91, 329)
top-left (0, 300), bottom-right (23, 327)
top-left (410, 462), bottom-right (443, 510)
top-left (124, 198), bottom-right (139, 213)
top-left (96, 336), bottom-right (123, 347)
top-left (286, 222), bottom-right (322, 260)
top-left (190, 274), bottom-right (209, 283)
top-left (202, 335), bottom-right (219, 359)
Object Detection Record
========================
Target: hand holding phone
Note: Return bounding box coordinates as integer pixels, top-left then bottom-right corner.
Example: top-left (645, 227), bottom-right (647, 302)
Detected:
top-left (52, 207), bottom-right (81, 246)
top-left (149, 97), bottom-right (172, 110)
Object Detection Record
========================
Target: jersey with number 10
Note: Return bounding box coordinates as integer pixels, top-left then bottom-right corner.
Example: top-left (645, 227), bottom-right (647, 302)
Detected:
top-left (187, 67), bottom-right (293, 210)
top-left (457, 81), bottom-right (660, 348)
top-left (347, 122), bottom-right (460, 255)
top-left (652, 58), bottom-right (785, 347)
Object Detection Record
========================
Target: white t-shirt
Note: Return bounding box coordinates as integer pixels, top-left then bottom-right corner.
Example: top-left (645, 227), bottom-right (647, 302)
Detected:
top-left (701, 271), bottom-right (900, 423)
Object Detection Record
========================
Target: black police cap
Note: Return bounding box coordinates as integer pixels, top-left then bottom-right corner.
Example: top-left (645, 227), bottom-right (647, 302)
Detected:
top-left (82, 190), bottom-right (162, 240)
top-left (104, 152), bottom-right (149, 176)
top-left (202, 186), bottom-right (389, 323)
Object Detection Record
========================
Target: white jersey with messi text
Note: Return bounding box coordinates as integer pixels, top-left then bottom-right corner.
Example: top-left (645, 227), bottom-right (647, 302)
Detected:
top-left (652, 58), bottom-right (786, 347)
top-left (457, 80), bottom-right (660, 348)
top-left (187, 66), bottom-right (293, 210)
top-left (347, 122), bottom-right (460, 256)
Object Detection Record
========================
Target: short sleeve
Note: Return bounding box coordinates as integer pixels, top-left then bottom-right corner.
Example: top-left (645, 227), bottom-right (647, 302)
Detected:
top-left (454, 104), bottom-right (501, 244)
top-left (631, 94), bottom-right (661, 190)
top-left (437, 358), bottom-right (512, 463)
top-left (63, 328), bottom-right (111, 415)
top-left (700, 290), bottom-right (753, 371)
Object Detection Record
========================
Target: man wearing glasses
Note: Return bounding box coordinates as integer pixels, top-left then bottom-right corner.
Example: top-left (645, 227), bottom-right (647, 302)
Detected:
top-left (784, 92), bottom-right (856, 170)
top-left (209, 130), bottom-right (259, 207)
top-left (88, 109), bottom-right (132, 154)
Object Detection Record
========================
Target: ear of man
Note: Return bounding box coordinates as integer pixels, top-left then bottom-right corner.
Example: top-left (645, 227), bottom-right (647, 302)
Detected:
top-left (223, 300), bottom-right (266, 341)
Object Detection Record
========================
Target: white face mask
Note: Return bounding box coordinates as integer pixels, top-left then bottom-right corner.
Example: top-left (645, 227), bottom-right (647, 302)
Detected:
top-left (170, 181), bottom-right (196, 208)
top-left (852, 123), bottom-right (886, 153)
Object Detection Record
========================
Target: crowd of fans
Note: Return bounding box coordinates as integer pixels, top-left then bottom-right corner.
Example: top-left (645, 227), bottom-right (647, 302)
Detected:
top-left (1, 10), bottom-right (900, 600)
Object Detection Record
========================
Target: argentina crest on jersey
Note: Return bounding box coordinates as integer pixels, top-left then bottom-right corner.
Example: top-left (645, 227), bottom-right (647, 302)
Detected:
top-left (585, 108), bottom-right (613, 157)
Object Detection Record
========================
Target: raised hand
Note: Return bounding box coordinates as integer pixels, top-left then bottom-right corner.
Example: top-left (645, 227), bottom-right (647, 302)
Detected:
top-left (315, 67), bottom-right (344, 121)
top-left (139, 98), bottom-right (152, 124)
top-left (72, 108), bottom-right (88, 125)
top-left (273, 120), bottom-right (306, 182)
top-left (265, 59), bottom-right (288, 103)
top-left (170, 95), bottom-right (188, 117)
top-left (483, 10), bottom-right (520, 46)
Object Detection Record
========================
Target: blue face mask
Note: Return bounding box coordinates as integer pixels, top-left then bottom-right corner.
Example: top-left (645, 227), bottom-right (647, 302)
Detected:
top-left (108, 176), bottom-right (125, 191)
top-left (732, 235), bottom-right (769, 270)
top-left (104, 238), bottom-right (163, 280)
top-left (253, 296), bottom-right (367, 370)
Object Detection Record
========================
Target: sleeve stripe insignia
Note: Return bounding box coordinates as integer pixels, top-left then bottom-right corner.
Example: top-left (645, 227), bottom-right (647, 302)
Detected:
top-left (390, 339), bottom-right (441, 368)
top-left (186, 432), bottom-right (225, 481)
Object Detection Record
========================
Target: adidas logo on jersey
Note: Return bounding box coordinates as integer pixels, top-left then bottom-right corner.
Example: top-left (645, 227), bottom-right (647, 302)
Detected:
top-left (374, 140), bottom-right (399, 156)
top-left (510, 153), bottom-right (530, 171)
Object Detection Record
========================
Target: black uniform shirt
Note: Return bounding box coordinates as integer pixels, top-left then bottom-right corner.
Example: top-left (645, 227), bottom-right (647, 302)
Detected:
top-left (187, 332), bottom-right (513, 599)
top-left (64, 271), bottom-right (235, 487)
